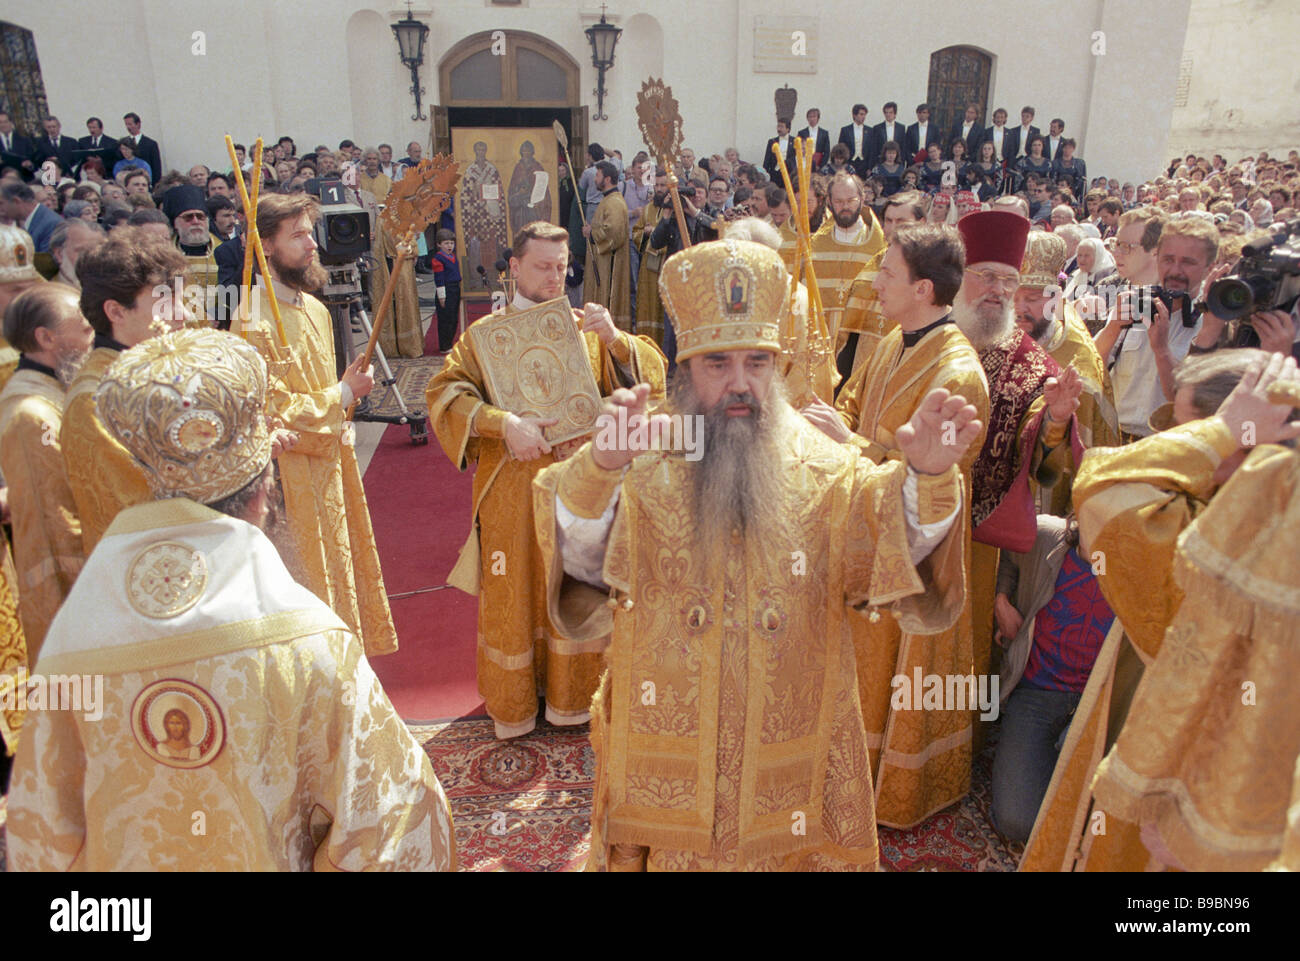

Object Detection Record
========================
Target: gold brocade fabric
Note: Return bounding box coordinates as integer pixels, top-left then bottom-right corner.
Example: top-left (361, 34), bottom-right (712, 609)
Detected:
top-left (5, 498), bottom-right (455, 871)
top-left (0, 370), bottom-right (84, 661)
top-left (838, 248), bottom-right (897, 373)
top-left (369, 219), bottom-right (424, 360)
top-left (533, 415), bottom-right (967, 870)
top-left (179, 238), bottom-right (221, 328)
top-left (808, 213), bottom-right (886, 352)
top-left (0, 538), bottom-right (27, 752)
top-left (1032, 305), bottom-right (1120, 517)
top-left (584, 191), bottom-right (633, 331)
top-left (60, 347), bottom-right (152, 554)
top-left (242, 286), bottom-right (398, 657)
top-left (1090, 443), bottom-right (1300, 872)
top-left (358, 170), bottom-right (393, 206)
top-left (1020, 418), bottom-right (1235, 871)
top-left (835, 323), bottom-right (990, 826)
top-left (427, 305), bottom-right (666, 738)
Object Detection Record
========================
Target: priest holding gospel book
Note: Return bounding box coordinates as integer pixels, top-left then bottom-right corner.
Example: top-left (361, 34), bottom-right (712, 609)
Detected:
top-left (427, 220), bottom-right (666, 740)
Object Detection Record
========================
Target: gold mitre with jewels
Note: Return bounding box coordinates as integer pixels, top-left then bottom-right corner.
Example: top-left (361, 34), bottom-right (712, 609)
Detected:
top-left (0, 222), bottom-right (39, 285)
top-left (95, 328), bottom-right (273, 504)
top-left (1019, 231), bottom-right (1067, 290)
top-left (659, 239), bottom-right (788, 362)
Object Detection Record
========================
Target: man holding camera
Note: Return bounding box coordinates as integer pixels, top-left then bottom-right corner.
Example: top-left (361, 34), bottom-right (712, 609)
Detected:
top-left (1096, 216), bottom-right (1218, 440)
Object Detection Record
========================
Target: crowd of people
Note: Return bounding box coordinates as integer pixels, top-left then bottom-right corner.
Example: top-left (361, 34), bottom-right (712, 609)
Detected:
top-left (0, 96), bottom-right (1297, 873)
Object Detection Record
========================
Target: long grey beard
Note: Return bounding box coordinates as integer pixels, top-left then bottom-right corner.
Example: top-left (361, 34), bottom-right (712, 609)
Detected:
top-left (670, 367), bottom-right (792, 559)
top-left (951, 295), bottom-right (1016, 350)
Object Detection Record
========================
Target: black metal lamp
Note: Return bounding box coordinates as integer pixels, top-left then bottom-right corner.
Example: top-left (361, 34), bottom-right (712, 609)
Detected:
top-left (584, 5), bottom-right (621, 122)
top-left (393, 2), bottom-right (431, 121)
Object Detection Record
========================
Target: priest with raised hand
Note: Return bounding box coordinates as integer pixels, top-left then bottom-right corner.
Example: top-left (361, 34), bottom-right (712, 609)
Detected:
top-left (6, 328), bottom-right (456, 871)
top-left (950, 210), bottom-right (1083, 688)
top-left (239, 193), bottom-right (397, 657)
top-left (427, 220), bottom-right (665, 740)
top-left (803, 223), bottom-right (990, 828)
top-left (532, 238), bottom-right (983, 871)
top-left (582, 160), bottom-right (632, 331)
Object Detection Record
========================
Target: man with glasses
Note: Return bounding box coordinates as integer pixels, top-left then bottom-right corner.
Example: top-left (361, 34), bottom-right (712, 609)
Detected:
top-left (951, 210), bottom-right (1083, 697)
top-left (162, 184), bottom-right (220, 326)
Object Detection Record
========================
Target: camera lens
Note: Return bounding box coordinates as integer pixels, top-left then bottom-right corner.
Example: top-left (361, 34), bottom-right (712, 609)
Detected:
top-left (1206, 278), bottom-right (1254, 320)
top-left (331, 216), bottom-right (359, 245)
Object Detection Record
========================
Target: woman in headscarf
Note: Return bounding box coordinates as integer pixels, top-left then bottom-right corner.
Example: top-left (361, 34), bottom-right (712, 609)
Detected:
top-left (1063, 237), bottom-right (1116, 302)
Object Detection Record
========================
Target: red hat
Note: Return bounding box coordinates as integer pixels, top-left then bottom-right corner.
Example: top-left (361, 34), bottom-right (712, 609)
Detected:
top-left (957, 209), bottom-right (1031, 270)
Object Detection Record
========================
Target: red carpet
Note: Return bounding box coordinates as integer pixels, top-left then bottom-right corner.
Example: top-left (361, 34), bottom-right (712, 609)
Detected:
top-left (364, 420), bottom-right (485, 721)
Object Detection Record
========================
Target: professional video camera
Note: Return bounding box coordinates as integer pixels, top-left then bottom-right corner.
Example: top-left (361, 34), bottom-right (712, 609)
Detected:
top-left (304, 178), bottom-right (371, 265)
top-left (1206, 218), bottom-right (1300, 322)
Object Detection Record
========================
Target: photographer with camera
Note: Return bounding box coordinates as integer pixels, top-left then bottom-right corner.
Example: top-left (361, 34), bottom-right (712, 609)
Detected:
top-left (1099, 215), bottom-right (1217, 440)
top-left (1191, 219), bottom-right (1300, 362)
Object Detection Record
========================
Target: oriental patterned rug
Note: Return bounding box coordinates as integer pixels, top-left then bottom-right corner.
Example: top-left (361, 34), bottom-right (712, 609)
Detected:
top-left (412, 716), bottom-right (1022, 873)
top-left (355, 356), bottom-right (443, 423)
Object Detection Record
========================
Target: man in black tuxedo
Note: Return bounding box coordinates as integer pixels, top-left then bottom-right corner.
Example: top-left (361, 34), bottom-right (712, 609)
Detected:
top-left (1043, 118), bottom-right (1066, 162)
top-left (837, 103), bottom-right (873, 179)
top-left (871, 101), bottom-right (904, 169)
top-left (213, 231), bottom-right (245, 331)
top-left (985, 107), bottom-right (1011, 164)
top-left (904, 103), bottom-right (941, 163)
top-left (1004, 106), bottom-right (1042, 162)
top-left (763, 119), bottom-right (797, 183)
top-left (948, 104), bottom-right (985, 160)
top-left (0, 111), bottom-right (35, 178)
top-left (31, 116), bottom-right (79, 177)
top-left (797, 108), bottom-right (831, 170)
top-left (123, 111), bottom-right (162, 185)
top-left (78, 116), bottom-right (119, 173)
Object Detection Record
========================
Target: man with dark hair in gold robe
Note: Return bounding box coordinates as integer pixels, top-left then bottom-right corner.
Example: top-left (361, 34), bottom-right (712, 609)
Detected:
top-left (428, 221), bottom-right (665, 739)
top-left (802, 223), bottom-right (990, 828)
top-left (533, 239), bottom-right (983, 870)
top-left (1022, 349), bottom-right (1299, 871)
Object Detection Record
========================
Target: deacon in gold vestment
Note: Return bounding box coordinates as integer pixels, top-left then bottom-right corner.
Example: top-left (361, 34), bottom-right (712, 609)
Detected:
top-left (632, 174), bottom-right (673, 345)
top-left (0, 286), bottom-right (93, 660)
top-left (6, 329), bottom-right (454, 871)
top-left (61, 228), bottom-right (187, 552)
top-left (583, 163), bottom-right (632, 331)
top-left (807, 227), bottom-right (991, 827)
top-left (162, 185), bottom-right (222, 327)
top-left (1022, 349), bottom-right (1299, 872)
top-left (534, 240), bottom-right (983, 870)
top-left (813, 174), bottom-right (886, 354)
top-left (1014, 232), bottom-right (1119, 517)
top-left (239, 194), bottom-right (397, 657)
top-left (427, 222), bottom-right (666, 739)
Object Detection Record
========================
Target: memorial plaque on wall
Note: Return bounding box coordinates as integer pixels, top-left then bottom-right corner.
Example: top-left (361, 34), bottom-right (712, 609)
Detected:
top-left (466, 296), bottom-right (602, 448)
top-left (753, 16), bottom-right (818, 74)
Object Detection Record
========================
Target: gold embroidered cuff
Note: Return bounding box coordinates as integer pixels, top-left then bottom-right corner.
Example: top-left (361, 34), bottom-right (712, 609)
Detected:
top-left (915, 465), bottom-right (961, 525)
top-left (1203, 416), bottom-right (1244, 459)
top-left (850, 435), bottom-right (888, 462)
top-left (557, 444), bottom-right (624, 519)
top-left (1042, 414), bottom-right (1068, 447)
top-left (607, 331), bottom-right (632, 365)
top-left (473, 405), bottom-right (510, 439)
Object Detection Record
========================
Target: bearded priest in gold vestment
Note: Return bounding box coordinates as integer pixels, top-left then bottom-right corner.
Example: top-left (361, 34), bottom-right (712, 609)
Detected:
top-left (238, 194), bottom-right (398, 657)
top-left (6, 328), bottom-right (455, 871)
top-left (61, 229), bottom-right (187, 553)
top-left (533, 239), bottom-right (983, 871)
top-left (428, 221), bottom-right (666, 739)
top-left (0, 286), bottom-right (93, 660)
top-left (1022, 349), bottom-right (1297, 871)
top-left (1014, 232), bottom-right (1119, 517)
top-left (803, 225), bottom-right (990, 828)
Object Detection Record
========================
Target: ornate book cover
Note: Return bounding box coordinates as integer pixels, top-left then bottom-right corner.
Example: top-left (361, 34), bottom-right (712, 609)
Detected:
top-left (467, 296), bottom-right (602, 447)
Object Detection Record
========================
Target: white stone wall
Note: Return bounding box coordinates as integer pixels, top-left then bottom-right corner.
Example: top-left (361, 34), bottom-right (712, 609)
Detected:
top-left (6, 0), bottom-right (1194, 187)
top-left (1166, 0), bottom-right (1300, 163)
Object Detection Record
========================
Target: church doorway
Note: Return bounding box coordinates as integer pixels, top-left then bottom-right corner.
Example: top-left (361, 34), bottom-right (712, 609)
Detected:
top-left (926, 46), bottom-right (994, 140)
top-left (435, 31), bottom-right (585, 299)
top-left (0, 22), bottom-right (50, 146)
